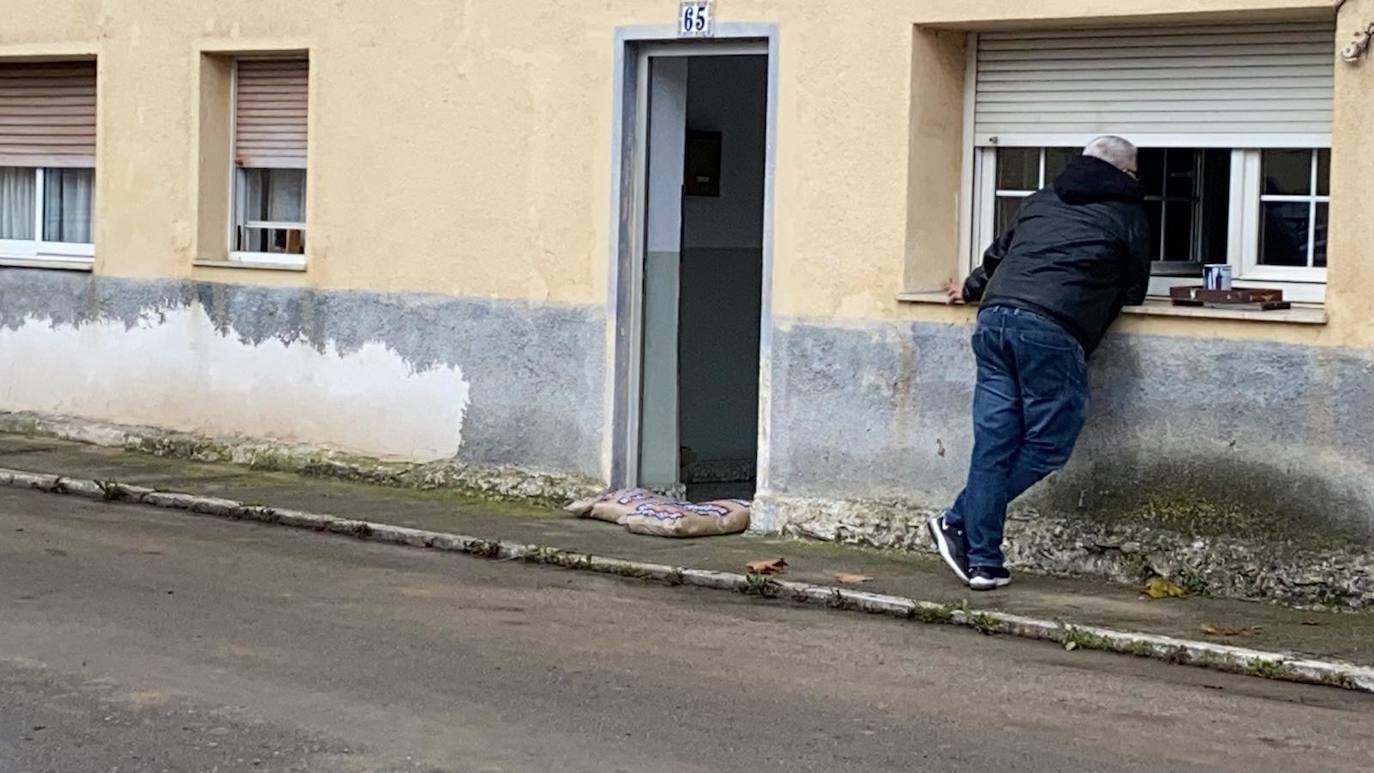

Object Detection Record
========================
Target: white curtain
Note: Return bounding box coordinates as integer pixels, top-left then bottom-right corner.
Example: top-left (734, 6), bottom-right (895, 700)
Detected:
top-left (242, 168), bottom-right (305, 223)
top-left (42, 167), bottom-right (94, 244)
top-left (0, 167), bottom-right (36, 241)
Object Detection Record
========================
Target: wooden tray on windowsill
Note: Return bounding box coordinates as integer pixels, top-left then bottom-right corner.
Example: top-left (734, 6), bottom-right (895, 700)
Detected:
top-left (1169, 286), bottom-right (1291, 311)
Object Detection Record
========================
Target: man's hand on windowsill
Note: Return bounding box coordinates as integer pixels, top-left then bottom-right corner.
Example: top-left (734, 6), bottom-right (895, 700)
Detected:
top-left (943, 278), bottom-right (964, 305)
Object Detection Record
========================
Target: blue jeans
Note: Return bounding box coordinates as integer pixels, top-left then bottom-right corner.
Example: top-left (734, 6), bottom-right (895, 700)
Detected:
top-left (946, 305), bottom-right (1089, 569)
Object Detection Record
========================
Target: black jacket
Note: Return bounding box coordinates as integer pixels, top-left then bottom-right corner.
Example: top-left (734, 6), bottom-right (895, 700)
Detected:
top-left (962, 155), bottom-right (1151, 355)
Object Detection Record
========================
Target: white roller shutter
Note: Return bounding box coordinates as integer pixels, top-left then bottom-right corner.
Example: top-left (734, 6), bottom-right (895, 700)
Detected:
top-left (974, 22), bottom-right (1335, 148)
top-left (0, 61), bottom-right (97, 168)
top-left (234, 58), bottom-right (308, 169)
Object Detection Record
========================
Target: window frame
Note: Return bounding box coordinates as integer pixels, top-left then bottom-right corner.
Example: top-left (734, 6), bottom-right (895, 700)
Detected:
top-left (230, 165), bottom-right (307, 266)
top-left (969, 147), bottom-right (1328, 304)
top-left (960, 31), bottom-right (1330, 306)
top-left (0, 166), bottom-right (96, 265)
top-left (226, 58), bottom-right (308, 268)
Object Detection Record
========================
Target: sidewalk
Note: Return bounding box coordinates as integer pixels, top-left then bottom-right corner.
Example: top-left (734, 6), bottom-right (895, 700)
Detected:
top-left (3, 433), bottom-right (1373, 687)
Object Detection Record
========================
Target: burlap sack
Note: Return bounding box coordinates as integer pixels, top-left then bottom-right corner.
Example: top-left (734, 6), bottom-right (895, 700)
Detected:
top-left (565, 488), bottom-right (669, 525)
top-left (622, 499), bottom-right (751, 538)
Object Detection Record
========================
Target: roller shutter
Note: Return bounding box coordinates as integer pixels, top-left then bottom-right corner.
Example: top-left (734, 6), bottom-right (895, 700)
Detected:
top-left (234, 58), bottom-right (308, 169)
top-left (0, 61), bottom-right (97, 168)
top-left (973, 22), bottom-right (1335, 148)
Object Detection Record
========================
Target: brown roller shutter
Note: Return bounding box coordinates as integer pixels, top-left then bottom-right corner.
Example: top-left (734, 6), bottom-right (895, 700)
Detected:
top-left (0, 61), bottom-right (97, 168)
top-left (234, 58), bottom-right (308, 169)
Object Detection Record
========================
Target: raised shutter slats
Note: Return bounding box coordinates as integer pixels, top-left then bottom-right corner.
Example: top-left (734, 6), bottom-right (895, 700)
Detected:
top-left (974, 22), bottom-right (1335, 147)
top-left (234, 58), bottom-right (308, 169)
top-left (0, 61), bottom-right (97, 168)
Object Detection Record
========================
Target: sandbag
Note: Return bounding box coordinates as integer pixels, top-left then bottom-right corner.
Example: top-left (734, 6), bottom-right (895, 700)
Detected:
top-left (565, 488), bottom-right (668, 525)
top-left (567, 488), bottom-right (752, 538)
top-left (622, 499), bottom-right (751, 538)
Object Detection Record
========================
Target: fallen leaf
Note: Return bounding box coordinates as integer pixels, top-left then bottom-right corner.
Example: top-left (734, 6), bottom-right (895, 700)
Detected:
top-left (1144, 577), bottom-right (1188, 600)
top-left (832, 572), bottom-right (871, 585)
top-left (746, 558), bottom-right (788, 575)
top-left (1300, 620), bottom-right (1326, 627)
top-left (1200, 624), bottom-right (1262, 638)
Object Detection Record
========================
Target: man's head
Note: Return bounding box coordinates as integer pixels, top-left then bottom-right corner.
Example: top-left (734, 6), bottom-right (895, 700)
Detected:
top-left (1083, 136), bottom-right (1138, 180)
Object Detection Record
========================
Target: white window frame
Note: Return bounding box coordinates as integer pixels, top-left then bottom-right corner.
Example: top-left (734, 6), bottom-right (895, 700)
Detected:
top-left (961, 31), bottom-right (1330, 306)
top-left (970, 148), bottom-right (1328, 304)
top-left (226, 60), bottom-right (307, 268)
top-left (230, 166), bottom-right (307, 267)
top-left (0, 166), bottom-right (96, 265)
top-left (1238, 149), bottom-right (1329, 283)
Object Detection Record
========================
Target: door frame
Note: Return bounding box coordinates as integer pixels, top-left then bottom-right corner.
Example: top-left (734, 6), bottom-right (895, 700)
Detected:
top-left (606, 24), bottom-right (779, 492)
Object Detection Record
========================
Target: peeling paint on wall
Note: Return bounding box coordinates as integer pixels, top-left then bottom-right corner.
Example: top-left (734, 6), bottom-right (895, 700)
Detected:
top-left (0, 306), bottom-right (472, 461)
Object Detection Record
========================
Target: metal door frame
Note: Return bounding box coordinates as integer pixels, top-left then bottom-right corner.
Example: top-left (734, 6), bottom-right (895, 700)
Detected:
top-left (606, 24), bottom-right (778, 491)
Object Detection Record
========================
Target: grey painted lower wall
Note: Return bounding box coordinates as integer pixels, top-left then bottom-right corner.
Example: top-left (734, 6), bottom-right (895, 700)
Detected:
top-left (757, 317), bottom-right (1374, 609)
top-left (0, 270), bottom-right (606, 479)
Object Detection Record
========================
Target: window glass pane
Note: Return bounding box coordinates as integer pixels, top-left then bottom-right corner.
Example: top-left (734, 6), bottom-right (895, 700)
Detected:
top-left (994, 196), bottom-right (1024, 237)
top-left (239, 227), bottom-right (305, 255)
top-left (995, 148), bottom-right (1038, 191)
top-left (42, 168), bottom-right (94, 244)
top-left (1259, 202), bottom-right (1311, 266)
top-left (0, 167), bottom-right (36, 241)
top-left (1165, 149), bottom-right (1197, 198)
top-left (1198, 150), bottom-right (1232, 263)
top-left (1143, 200), bottom-right (1163, 261)
top-left (1314, 202), bottom-right (1328, 268)
top-left (240, 168), bottom-right (306, 224)
top-left (1137, 149), bottom-right (1165, 198)
top-left (236, 167), bottom-right (306, 254)
top-left (1262, 149), bottom-right (1312, 196)
top-left (1163, 201), bottom-right (1194, 261)
top-left (1043, 147), bottom-right (1078, 183)
top-left (1317, 148), bottom-right (1330, 197)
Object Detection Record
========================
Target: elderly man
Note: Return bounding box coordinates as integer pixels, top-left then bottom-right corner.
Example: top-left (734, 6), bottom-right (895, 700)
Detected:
top-left (929, 136), bottom-right (1151, 591)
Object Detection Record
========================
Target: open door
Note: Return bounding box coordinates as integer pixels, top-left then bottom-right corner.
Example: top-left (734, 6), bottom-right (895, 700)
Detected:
top-left (619, 39), bottom-right (770, 499)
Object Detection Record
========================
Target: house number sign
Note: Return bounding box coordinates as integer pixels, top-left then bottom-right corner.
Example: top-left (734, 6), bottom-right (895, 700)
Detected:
top-left (678, 0), bottom-right (715, 38)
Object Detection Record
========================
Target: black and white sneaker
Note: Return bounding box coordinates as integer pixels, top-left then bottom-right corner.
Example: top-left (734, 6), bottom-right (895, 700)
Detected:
top-left (927, 512), bottom-right (969, 584)
top-left (968, 566), bottom-right (1012, 591)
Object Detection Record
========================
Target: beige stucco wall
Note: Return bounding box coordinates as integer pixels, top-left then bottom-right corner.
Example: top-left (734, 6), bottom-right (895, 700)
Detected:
top-left (1, 0), bottom-right (1360, 344)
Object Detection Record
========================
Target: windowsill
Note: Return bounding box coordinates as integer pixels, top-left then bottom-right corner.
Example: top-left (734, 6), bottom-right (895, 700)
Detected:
top-left (896, 292), bottom-right (1327, 325)
top-left (0, 256), bottom-right (95, 272)
top-left (1124, 298), bottom-right (1327, 324)
top-left (193, 258), bottom-right (307, 273)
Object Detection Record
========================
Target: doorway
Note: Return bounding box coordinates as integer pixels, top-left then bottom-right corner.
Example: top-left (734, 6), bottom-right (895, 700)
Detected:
top-left (610, 33), bottom-right (775, 502)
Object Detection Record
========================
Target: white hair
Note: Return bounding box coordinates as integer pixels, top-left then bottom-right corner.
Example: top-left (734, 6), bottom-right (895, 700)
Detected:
top-left (1082, 135), bottom-right (1138, 173)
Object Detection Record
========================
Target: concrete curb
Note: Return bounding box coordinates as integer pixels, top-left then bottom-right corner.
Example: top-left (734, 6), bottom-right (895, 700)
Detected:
top-left (5, 465), bottom-right (1372, 694)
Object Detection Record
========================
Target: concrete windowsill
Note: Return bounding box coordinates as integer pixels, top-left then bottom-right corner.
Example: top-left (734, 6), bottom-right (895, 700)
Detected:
top-left (193, 259), bottom-right (307, 273)
top-left (896, 292), bottom-right (1327, 325)
top-left (0, 257), bottom-right (95, 272)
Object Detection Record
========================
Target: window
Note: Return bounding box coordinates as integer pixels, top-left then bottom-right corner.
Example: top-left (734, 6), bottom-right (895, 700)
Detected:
top-left (965, 22), bottom-right (1335, 304)
top-left (0, 61), bottom-right (97, 265)
top-left (972, 147), bottom-right (1330, 302)
top-left (231, 57), bottom-right (308, 265)
top-left (1257, 149), bottom-right (1329, 270)
top-left (988, 147), bottom-right (1077, 237)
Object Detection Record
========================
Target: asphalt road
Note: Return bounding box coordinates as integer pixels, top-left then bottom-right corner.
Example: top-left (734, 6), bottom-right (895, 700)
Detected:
top-left (2, 488), bottom-right (1373, 773)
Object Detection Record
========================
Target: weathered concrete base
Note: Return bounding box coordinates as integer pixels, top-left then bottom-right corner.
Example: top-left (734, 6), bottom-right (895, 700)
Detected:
top-left (0, 412), bottom-right (601, 507)
top-left (760, 317), bottom-right (1374, 612)
top-left (0, 270), bottom-right (606, 474)
top-left (4, 464), bottom-right (1370, 694)
top-left (757, 493), bottom-right (1374, 612)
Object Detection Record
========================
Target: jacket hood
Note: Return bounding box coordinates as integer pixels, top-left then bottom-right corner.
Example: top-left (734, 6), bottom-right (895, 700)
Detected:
top-left (1053, 155), bottom-right (1143, 205)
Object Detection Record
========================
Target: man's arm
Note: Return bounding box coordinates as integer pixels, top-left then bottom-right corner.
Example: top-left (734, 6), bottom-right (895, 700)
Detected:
top-left (1120, 207), bottom-right (1152, 306)
top-left (962, 223), bottom-right (1016, 302)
